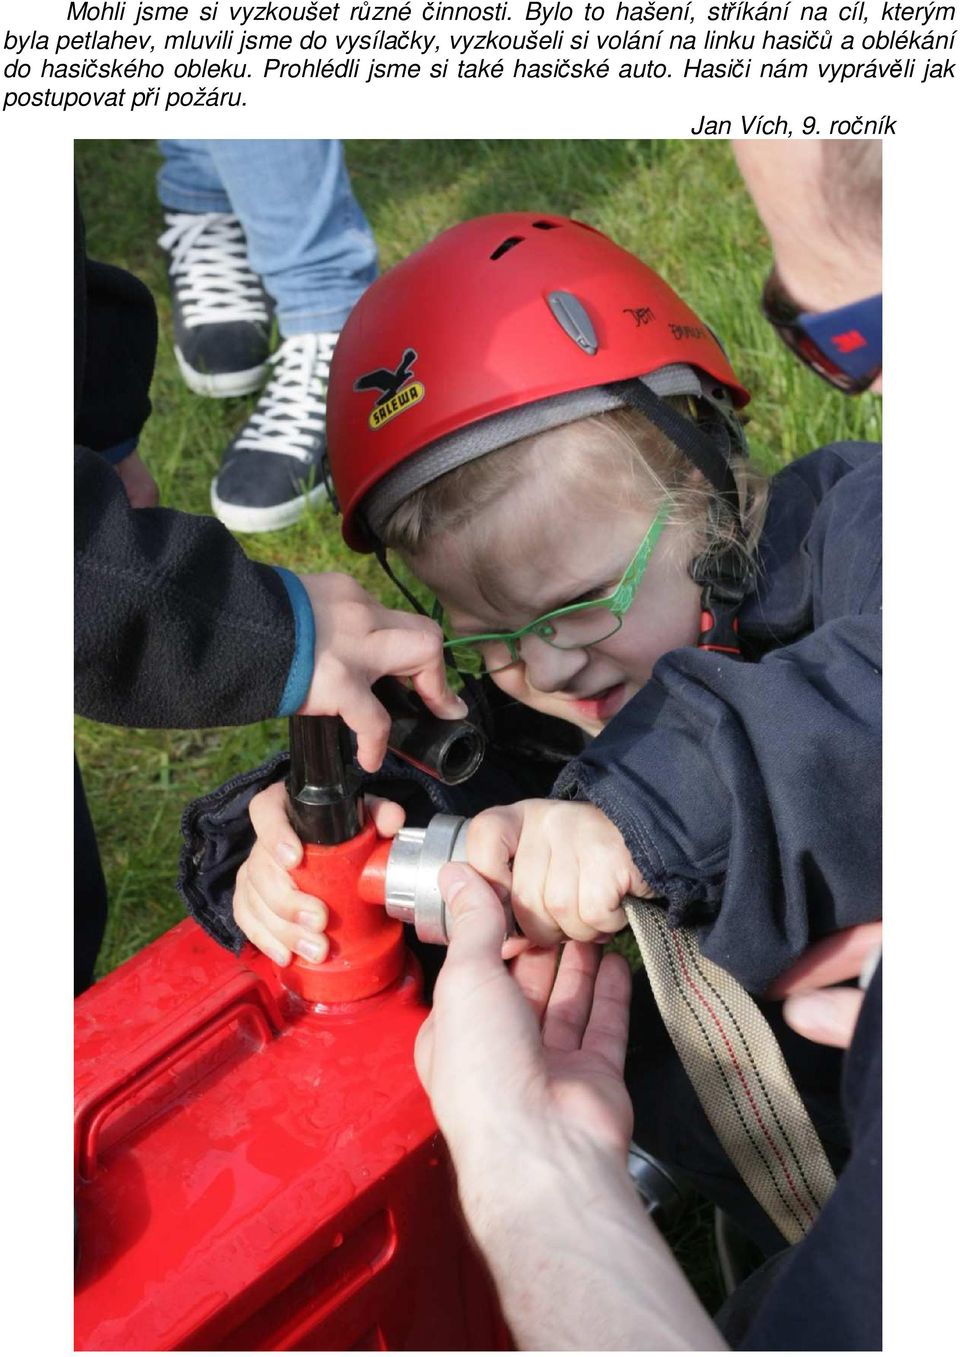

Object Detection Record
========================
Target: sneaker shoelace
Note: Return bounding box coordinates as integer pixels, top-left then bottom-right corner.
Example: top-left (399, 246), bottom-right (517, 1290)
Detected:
top-left (233, 332), bottom-right (338, 461)
top-left (158, 212), bottom-right (270, 328)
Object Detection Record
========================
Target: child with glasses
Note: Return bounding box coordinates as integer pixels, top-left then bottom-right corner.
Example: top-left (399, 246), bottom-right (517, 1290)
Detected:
top-left (180, 214), bottom-right (880, 1249)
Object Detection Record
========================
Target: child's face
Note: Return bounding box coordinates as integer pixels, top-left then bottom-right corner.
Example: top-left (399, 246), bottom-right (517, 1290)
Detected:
top-left (409, 463), bottom-right (702, 736)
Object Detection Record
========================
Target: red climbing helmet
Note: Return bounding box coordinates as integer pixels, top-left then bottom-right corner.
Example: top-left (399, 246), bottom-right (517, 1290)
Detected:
top-left (327, 213), bottom-right (750, 551)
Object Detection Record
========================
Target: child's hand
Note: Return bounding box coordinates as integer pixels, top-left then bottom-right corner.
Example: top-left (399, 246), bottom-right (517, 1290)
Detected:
top-left (233, 781), bottom-right (406, 967)
top-left (296, 572), bottom-right (468, 772)
top-left (114, 450), bottom-right (160, 508)
top-left (466, 799), bottom-right (651, 948)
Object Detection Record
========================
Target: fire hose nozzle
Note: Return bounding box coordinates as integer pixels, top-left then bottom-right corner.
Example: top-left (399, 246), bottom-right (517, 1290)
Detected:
top-left (367, 815), bottom-right (516, 946)
top-left (282, 698), bottom-right (488, 1000)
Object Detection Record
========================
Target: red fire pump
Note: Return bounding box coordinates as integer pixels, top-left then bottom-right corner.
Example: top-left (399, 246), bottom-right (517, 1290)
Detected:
top-left (74, 692), bottom-right (511, 1351)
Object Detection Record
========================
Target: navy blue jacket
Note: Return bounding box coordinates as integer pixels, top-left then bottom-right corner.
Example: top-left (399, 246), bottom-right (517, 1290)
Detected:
top-left (735, 964), bottom-right (882, 1350)
top-left (555, 441), bottom-right (882, 992)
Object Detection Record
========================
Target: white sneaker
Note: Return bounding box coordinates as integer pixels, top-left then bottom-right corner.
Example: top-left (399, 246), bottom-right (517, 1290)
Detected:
top-left (158, 211), bottom-right (273, 397)
top-left (210, 332), bottom-right (338, 533)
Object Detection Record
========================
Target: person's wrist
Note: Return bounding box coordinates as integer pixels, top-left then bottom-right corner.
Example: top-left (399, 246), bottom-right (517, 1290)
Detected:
top-left (100, 436), bottom-right (140, 466)
top-left (451, 1128), bottom-right (724, 1351)
top-left (273, 569), bottom-right (317, 717)
top-left (451, 1120), bottom-right (631, 1252)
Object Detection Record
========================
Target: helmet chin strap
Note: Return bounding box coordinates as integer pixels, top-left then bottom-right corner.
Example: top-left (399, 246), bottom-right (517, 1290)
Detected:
top-left (371, 540), bottom-right (492, 722)
top-left (372, 539), bottom-right (432, 619)
top-left (605, 378), bottom-right (754, 658)
top-left (605, 378), bottom-right (744, 513)
top-left (692, 534), bottom-right (753, 657)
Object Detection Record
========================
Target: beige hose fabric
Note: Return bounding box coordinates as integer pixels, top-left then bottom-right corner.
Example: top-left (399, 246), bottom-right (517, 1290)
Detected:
top-left (625, 898), bottom-right (836, 1245)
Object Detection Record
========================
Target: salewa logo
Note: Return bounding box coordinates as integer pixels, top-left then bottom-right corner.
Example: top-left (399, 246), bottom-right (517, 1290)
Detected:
top-left (354, 348), bottom-right (425, 429)
top-left (623, 307), bottom-right (655, 326)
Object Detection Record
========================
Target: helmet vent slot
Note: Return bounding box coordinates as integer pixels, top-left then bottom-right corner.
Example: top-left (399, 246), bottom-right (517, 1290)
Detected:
top-left (532, 220), bottom-right (560, 230)
top-left (490, 236), bottom-right (524, 260)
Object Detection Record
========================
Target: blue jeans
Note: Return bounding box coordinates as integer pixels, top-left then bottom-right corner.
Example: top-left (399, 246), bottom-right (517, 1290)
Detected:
top-left (157, 140), bottom-right (378, 337)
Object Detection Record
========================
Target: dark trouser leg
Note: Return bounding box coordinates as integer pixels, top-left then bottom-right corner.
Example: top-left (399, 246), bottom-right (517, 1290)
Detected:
top-left (625, 968), bottom-right (850, 1257)
top-left (75, 758), bottom-right (108, 996)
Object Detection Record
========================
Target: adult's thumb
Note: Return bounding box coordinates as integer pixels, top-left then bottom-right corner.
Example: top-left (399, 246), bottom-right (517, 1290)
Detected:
top-left (439, 863), bottom-right (509, 961)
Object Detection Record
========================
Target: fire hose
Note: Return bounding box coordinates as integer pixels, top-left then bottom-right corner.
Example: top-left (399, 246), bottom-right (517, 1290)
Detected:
top-left (287, 695), bottom-right (835, 1247)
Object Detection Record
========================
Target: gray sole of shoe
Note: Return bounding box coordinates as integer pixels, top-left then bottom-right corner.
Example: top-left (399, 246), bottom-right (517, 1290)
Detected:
top-left (174, 346), bottom-right (267, 398)
top-left (210, 480), bottom-right (330, 533)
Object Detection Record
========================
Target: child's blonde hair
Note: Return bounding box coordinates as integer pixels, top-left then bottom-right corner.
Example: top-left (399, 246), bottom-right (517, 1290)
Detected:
top-left (381, 400), bottom-right (769, 589)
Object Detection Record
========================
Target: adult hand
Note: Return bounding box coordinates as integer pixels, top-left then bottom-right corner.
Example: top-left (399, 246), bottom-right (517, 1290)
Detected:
top-left (114, 451), bottom-right (160, 508)
top-left (414, 864), bottom-right (724, 1351)
top-left (767, 922), bottom-right (882, 1048)
top-left (295, 572), bottom-right (467, 771)
top-left (416, 862), bottom-right (634, 1168)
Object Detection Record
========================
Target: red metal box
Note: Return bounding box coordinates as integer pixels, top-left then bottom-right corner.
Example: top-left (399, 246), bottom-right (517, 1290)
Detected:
top-left (75, 919), bottom-right (509, 1351)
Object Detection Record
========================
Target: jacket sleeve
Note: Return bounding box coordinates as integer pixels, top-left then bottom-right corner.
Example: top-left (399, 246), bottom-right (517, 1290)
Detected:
top-left (736, 966), bottom-right (882, 1350)
top-left (554, 453), bottom-right (882, 993)
top-left (74, 194), bottom-right (314, 728)
top-left (75, 446), bottom-right (302, 727)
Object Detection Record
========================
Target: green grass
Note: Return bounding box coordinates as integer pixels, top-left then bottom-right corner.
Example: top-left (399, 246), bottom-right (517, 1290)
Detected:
top-left (75, 137), bottom-right (880, 977)
top-left (75, 139), bottom-right (879, 1315)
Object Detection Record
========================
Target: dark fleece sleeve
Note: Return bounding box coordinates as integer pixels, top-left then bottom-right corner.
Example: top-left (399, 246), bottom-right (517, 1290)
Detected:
top-left (554, 449), bottom-right (882, 993)
top-left (75, 447), bottom-right (297, 727)
top-left (74, 189), bottom-right (299, 728)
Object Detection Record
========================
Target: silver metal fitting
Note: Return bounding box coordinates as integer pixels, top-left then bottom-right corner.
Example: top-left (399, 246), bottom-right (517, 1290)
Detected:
top-left (384, 815), bottom-right (469, 944)
top-left (384, 814), bottom-right (515, 945)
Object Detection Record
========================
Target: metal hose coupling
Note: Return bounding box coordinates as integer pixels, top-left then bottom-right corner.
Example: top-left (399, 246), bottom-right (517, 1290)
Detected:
top-left (381, 814), bottom-right (516, 946)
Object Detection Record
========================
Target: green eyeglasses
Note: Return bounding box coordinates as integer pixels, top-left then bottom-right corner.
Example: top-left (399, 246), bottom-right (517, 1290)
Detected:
top-left (442, 500), bottom-right (671, 675)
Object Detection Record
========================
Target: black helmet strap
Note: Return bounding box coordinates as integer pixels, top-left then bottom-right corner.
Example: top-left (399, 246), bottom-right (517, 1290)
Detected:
top-left (603, 378), bottom-right (743, 517)
top-left (371, 540), bottom-right (492, 730)
top-left (603, 379), bottom-right (753, 657)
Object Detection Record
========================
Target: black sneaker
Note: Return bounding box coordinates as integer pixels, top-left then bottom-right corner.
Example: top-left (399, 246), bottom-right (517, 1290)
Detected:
top-left (158, 211), bottom-right (273, 397)
top-left (211, 331), bottom-right (337, 533)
